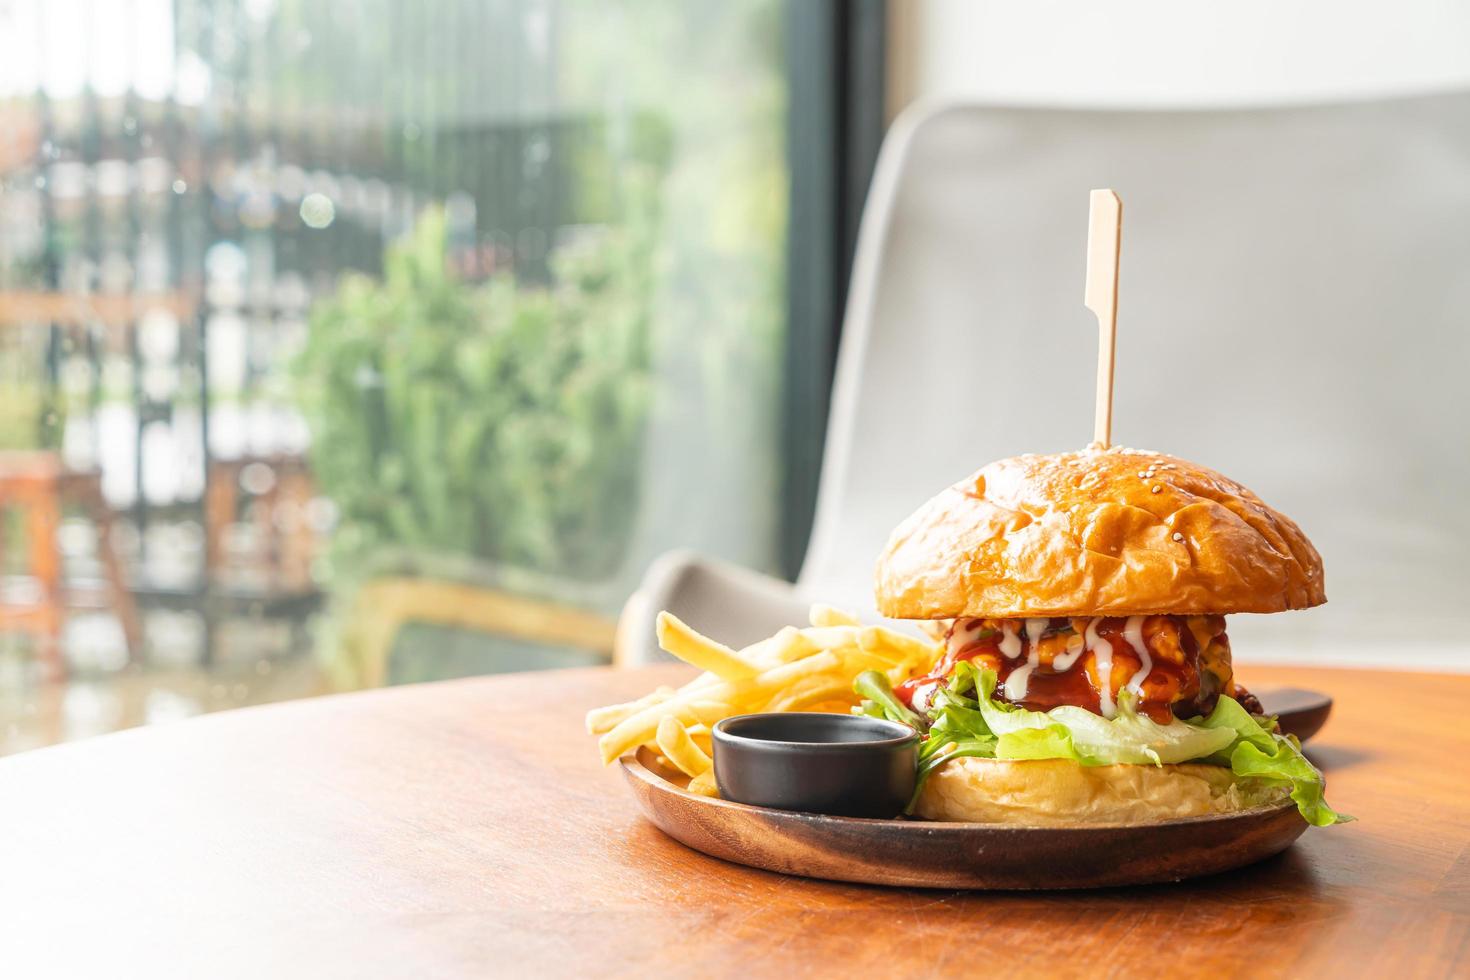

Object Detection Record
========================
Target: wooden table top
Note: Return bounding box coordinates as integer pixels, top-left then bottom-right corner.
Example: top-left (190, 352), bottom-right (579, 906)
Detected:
top-left (2, 664), bottom-right (1466, 978)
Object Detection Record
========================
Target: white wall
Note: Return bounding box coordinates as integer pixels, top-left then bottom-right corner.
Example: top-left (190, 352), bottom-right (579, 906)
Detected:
top-left (869, 6), bottom-right (1470, 670)
top-left (889, 0), bottom-right (1470, 112)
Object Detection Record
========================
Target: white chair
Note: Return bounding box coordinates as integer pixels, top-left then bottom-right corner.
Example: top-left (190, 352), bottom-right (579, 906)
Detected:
top-left (620, 93), bottom-right (1470, 670)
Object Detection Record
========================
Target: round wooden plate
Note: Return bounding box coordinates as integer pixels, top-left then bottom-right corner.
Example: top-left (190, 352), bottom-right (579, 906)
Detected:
top-left (1256, 687), bottom-right (1333, 743)
top-left (620, 747), bottom-right (1307, 889)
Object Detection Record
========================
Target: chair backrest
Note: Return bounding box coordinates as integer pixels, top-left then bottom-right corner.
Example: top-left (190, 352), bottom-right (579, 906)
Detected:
top-left (799, 94), bottom-right (1470, 666)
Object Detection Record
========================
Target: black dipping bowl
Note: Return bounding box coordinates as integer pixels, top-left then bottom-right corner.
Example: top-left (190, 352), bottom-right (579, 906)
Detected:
top-left (711, 713), bottom-right (919, 819)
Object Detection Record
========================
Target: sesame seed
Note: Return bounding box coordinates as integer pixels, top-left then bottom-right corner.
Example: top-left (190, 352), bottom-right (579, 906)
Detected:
top-left (1152, 485), bottom-right (1162, 493)
top-left (1172, 532), bottom-right (1184, 542)
top-left (1138, 472), bottom-right (1147, 479)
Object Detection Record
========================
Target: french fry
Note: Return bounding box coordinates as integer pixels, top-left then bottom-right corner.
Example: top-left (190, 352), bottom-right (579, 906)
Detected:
top-left (600, 701), bottom-right (710, 764)
top-left (797, 626), bottom-right (863, 653)
top-left (860, 625), bottom-right (941, 665)
top-left (590, 603), bottom-right (943, 770)
top-left (809, 604), bottom-right (860, 628)
top-left (684, 724), bottom-right (714, 756)
top-left (685, 700), bottom-right (737, 726)
top-left (836, 649), bottom-right (902, 674)
top-left (765, 680), bottom-right (858, 713)
top-left (804, 699), bottom-right (860, 714)
top-left (739, 650), bottom-right (842, 695)
top-left (598, 652), bottom-right (843, 763)
top-left (686, 769), bottom-right (718, 798)
top-left (656, 612), bottom-right (757, 680)
top-left (656, 717), bottom-right (712, 778)
top-left (584, 686), bottom-right (675, 734)
top-left (742, 627), bottom-right (819, 666)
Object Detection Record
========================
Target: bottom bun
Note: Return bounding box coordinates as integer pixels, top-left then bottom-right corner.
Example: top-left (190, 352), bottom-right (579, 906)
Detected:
top-left (914, 757), bottom-right (1288, 826)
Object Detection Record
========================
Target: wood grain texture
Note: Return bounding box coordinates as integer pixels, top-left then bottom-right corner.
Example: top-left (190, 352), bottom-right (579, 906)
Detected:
top-left (622, 747), bottom-right (1306, 889)
top-left (0, 665), bottom-right (1466, 979)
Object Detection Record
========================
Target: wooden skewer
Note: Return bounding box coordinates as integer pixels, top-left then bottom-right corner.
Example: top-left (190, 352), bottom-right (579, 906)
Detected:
top-left (1083, 189), bottom-right (1123, 448)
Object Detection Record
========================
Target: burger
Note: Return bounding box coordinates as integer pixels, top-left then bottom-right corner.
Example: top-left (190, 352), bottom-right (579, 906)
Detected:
top-left (856, 445), bottom-right (1347, 827)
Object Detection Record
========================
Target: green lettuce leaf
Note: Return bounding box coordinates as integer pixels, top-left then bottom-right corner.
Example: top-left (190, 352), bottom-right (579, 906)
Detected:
top-left (860, 661), bottom-right (1350, 826)
top-left (854, 672), bottom-right (997, 812)
top-left (852, 670), bottom-right (921, 728)
top-left (950, 662), bottom-right (1238, 766)
top-left (1195, 692), bottom-right (1281, 755)
top-left (993, 723), bottom-right (1092, 762)
top-left (920, 698), bottom-right (998, 769)
top-left (1196, 695), bottom-right (1352, 827)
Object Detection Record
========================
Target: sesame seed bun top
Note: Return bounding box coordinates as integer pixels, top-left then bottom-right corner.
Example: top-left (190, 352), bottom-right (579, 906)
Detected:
top-left (874, 446), bottom-right (1325, 619)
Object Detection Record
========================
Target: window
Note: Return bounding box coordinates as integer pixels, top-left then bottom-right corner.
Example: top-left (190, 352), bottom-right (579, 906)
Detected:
top-left (0, 0), bottom-right (879, 750)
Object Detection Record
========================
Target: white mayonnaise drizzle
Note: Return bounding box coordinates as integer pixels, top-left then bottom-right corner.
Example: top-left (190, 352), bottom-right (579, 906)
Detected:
top-left (1122, 614), bottom-right (1154, 697)
top-left (946, 618), bottom-right (987, 655)
top-left (1084, 618), bottom-right (1116, 718)
top-left (909, 679), bottom-right (943, 715)
top-left (1052, 632), bottom-right (1086, 671)
top-left (1025, 618), bottom-right (1050, 649)
top-left (998, 622), bottom-right (1022, 660)
top-left (1003, 618), bottom-right (1050, 701)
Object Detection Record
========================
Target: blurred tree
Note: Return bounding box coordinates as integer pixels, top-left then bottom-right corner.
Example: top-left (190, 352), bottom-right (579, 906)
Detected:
top-left (293, 173), bottom-right (658, 582)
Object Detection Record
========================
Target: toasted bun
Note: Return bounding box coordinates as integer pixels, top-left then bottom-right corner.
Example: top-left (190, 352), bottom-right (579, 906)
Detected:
top-left (914, 757), bottom-right (1288, 826)
top-left (875, 446), bottom-right (1324, 619)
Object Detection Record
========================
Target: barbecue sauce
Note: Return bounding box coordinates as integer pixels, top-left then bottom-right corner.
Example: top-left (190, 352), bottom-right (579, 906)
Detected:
top-left (895, 615), bottom-right (1227, 724)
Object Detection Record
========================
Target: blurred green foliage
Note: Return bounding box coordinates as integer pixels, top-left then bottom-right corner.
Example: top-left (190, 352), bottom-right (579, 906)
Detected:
top-left (0, 380), bottom-right (46, 451)
top-left (293, 183), bottom-right (658, 583)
